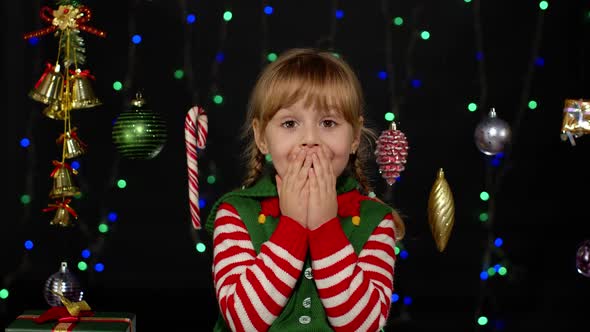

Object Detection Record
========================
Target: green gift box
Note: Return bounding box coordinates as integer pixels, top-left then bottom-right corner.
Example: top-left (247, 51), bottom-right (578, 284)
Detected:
top-left (5, 310), bottom-right (136, 332)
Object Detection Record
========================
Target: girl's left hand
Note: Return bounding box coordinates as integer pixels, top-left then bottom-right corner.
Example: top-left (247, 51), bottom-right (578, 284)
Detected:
top-left (307, 145), bottom-right (338, 230)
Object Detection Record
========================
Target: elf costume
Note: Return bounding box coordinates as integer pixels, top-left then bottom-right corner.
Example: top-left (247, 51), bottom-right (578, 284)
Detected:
top-left (206, 174), bottom-right (398, 332)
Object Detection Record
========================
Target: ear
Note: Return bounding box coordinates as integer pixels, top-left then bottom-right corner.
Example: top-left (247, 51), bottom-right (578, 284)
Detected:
top-left (253, 119), bottom-right (269, 154)
top-left (351, 116), bottom-right (363, 153)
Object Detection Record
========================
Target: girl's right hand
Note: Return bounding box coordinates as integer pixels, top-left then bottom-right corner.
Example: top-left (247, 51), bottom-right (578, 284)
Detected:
top-left (275, 148), bottom-right (312, 227)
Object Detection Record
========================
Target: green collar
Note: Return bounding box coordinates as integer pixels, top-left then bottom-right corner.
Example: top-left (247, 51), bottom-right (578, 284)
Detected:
top-left (205, 174), bottom-right (359, 234)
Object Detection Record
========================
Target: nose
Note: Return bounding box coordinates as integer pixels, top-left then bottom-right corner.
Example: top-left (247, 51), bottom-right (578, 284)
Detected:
top-left (301, 126), bottom-right (320, 148)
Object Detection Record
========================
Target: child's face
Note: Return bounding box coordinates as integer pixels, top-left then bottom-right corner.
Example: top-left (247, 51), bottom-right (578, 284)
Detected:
top-left (254, 98), bottom-right (360, 180)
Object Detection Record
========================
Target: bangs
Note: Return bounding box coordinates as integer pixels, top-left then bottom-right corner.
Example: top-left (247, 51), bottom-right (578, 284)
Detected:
top-left (255, 52), bottom-right (362, 125)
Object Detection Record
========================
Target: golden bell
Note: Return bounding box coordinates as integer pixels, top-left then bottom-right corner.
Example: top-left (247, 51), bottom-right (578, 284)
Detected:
top-left (42, 101), bottom-right (68, 120)
top-left (29, 65), bottom-right (64, 105)
top-left (63, 132), bottom-right (86, 159)
top-left (71, 73), bottom-right (101, 109)
top-left (49, 207), bottom-right (73, 227)
top-left (49, 166), bottom-right (80, 199)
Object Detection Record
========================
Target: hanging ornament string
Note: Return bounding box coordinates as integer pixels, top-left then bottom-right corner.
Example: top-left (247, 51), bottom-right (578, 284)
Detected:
top-left (24, 2), bottom-right (105, 227)
top-left (62, 28), bottom-right (76, 164)
top-left (185, 106), bottom-right (208, 229)
top-left (23, 5), bottom-right (106, 40)
top-left (375, 0), bottom-right (416, 190)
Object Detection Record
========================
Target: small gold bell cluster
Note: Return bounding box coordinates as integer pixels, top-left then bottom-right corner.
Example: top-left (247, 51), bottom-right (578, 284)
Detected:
top-left (28, 31), bottom-right (102, 227)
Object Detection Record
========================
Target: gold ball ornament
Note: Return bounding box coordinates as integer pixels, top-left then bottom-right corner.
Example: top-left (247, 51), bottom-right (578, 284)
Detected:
top-left (428, 168), bottom-right (455, 252)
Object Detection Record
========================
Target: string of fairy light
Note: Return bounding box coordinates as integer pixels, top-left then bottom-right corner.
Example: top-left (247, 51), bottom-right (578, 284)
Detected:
top-left (79, 0), bottom-right (144, 282)
top-left (375, 0), bottom-right (416, 321)
top-left (5, 1), bottom-right (583, 330)
top-left (1, 0), bottom-right (42, 310)
top-left (189, 2), bottom-right (235, 254)
top-left (471, 1), bottom-right (549, 330)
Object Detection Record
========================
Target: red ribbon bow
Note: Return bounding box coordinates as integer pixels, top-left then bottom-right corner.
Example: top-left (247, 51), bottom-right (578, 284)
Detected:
top-left (68, 68), bottom-right (96, 80)
top-left (23, 5), bottom-right (106, 40)
top-left (56, 128), bottom-right (88, 148)
top-left (42, 198), bottom-right (78, 219)
top-left (50, 160), bottom-right (77, 177)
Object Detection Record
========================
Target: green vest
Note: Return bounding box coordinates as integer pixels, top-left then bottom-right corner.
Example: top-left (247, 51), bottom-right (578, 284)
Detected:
top-left (205, 175), bottom-right (393, 332)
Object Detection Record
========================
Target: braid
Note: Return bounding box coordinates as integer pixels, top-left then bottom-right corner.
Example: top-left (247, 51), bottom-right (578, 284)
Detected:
top-left (352, 154), bottom-right (373, 195)
top-left (353, 150), bottom-right (406, 241)
top-left (242, 150), bottom-right (265, 188)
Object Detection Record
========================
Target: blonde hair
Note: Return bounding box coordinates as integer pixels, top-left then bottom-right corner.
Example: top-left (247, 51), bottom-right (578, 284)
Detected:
top-left (240, 48), bottom-right (377, 193)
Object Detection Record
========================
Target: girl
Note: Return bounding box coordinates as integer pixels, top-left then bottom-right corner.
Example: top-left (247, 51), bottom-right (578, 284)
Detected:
top-left (205, 48), bottom-right (404, 332)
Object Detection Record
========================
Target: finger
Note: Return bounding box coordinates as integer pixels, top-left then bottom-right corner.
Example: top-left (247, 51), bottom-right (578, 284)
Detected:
top-left (284, 148), bottom-right (304, 187)
top-left (291, 149), bottom-right (309, 191)
top-left (275, 174), bottom-right (282, 195)
top-left (282, 152), bottom-right (295, 184)
top-left (313, 149), bottom-right (329, 192)
top-left (289, 148), bottom-right (306, 178)
top-left (297, 153), bottom-right (313, 181)
top-left (324, 145), bottom-right (336, 179)
top-left (310, 153), bottom-right (324, 191)
top-left (319, 145), bottom-right (335, 185)
top-left (308, 167), bottom-right (319, 195)
top-left (302, 178), bottom-right (310, 199)
top-left (311, 153), bottom-right (324, 187)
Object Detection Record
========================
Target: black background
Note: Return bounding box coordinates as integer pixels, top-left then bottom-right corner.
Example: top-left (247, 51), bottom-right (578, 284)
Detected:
top-left (3, 0), bottom-right (590, 331)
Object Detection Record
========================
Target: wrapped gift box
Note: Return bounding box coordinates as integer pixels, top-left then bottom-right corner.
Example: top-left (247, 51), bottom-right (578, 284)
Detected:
top-left (5, 310), bottom-right (136, 332)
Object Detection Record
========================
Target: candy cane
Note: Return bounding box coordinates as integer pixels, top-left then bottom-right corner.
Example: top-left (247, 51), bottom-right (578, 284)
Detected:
top-left (185, 106), bottom-right (208, 229)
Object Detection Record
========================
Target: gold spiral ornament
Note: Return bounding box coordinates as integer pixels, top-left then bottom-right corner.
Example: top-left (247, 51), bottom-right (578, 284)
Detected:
top-left (428, 168), bottom-right (455, 252)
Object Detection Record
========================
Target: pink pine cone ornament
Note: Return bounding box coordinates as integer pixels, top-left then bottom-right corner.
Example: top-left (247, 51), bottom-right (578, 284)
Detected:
top-left (375, 121), bottom-right (408, 185)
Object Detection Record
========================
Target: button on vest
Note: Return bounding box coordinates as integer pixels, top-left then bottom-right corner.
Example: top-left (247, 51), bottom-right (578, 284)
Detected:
top-left (299, 315), bottom-right (311, 325)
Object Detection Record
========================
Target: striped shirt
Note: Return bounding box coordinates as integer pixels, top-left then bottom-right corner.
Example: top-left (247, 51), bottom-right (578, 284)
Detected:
top-left (212, 202), bottom-right (397, 332)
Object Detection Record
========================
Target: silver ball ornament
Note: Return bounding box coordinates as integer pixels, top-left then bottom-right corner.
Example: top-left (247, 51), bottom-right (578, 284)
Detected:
top-left (43, 262), bottom-right (84, 307)
top-left (474, 108), bottom-right (512, 156)
top-left (576, 240), bottom-right (590, 278)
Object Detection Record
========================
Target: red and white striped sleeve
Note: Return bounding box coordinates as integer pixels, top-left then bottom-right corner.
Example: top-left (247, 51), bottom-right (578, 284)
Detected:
top-left (212, 202), bottom-right (308, 332)
top-left (309, 214), bottom-right (397, 332)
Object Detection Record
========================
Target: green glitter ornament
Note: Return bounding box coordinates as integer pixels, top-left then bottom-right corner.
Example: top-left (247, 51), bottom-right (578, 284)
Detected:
top-left (112, 92), bottom-right (167, 159)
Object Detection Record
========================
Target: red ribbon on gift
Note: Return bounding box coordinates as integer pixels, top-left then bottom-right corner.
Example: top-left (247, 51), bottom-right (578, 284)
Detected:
top-left (16, 308), bottom-right (134, 332)
top-left (33, 306), bottom-right (94, 324)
